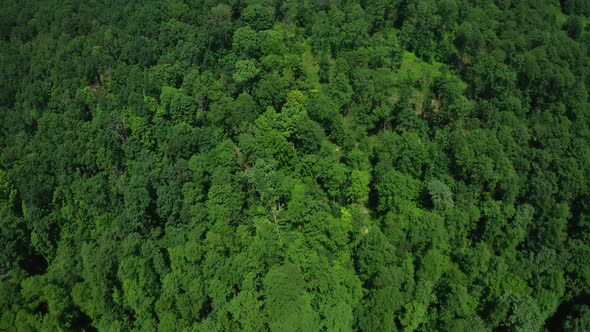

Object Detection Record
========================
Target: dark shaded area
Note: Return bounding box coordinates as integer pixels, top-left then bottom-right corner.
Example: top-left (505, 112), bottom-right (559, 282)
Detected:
top-left (546, 294), bottom-right (590, 331)
top-left (71, 309), bottom-right (97, 332)
top-left (19, 252), bottom-right (47, 276)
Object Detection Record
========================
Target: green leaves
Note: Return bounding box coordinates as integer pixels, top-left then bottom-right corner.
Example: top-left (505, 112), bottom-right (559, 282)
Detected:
top-left (347, 169), bottom-right (370, 204)
top-left (158, 86), bottom-right (195, 123)
top-left (233, 27), bottom-right (260, 58)
top-left (246, 159), bottom-right (289, 205)
top-left (427, 179), bottom-right (454, 211)
top-left (242, 4), bottom-right (274, 31)
top-left (233, 59), bottom-right (260, 84)
top-left (263, 263), bottom-right (319, 332)
top-left (376, 169), bottom-right (420, 213)
top-left (2, 1), bottom-right (590, 331)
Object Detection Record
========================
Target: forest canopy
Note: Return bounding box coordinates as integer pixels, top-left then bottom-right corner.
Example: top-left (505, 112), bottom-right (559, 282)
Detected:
top-left (1, 0), bottom-right (590, 331)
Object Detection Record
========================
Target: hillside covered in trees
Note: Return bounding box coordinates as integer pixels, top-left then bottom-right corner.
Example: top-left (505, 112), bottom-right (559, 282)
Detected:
top-left (1, 0), bottom-right (590, 331)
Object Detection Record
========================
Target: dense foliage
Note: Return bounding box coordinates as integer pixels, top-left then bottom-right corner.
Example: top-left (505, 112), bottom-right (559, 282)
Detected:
top-left (1, 0), bottom-right (590, 331)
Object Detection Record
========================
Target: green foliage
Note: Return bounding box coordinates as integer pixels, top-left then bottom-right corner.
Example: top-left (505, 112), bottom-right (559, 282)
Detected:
top-left (243, 4), bottom-right (274, 31)
top-left (564, 305), bottom-right (590, 332)
top-left (428, 179), bottom-right (454, 211)
top-left (347, 169), bottom-right (370, 204)
top-left (232, 59), bottom-right (260, 84)
top-left (232, 27), bottom-right (260, 58)
top-left (263, 263), bottom-right (319, 331)
top-left (1, 0), bottom-right (589, 330)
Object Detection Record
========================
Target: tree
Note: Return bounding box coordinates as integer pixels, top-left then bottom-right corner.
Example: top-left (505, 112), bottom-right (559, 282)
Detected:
top-left (242, 4), bottom-right (274, 31)
top-left (563, 16), bottom-right (583, 39)
top-left (233, 59), bottom-right (260, 84)
top-left (347, 169), bottom-right (370, 204)
top-left (207, 4), bottom-right (233, 49)
top-left (564, 305), bottom-right (590, 332)
top-left (232, 27), bottom-right (260, 58)
top-left (427, 179), bottom-right (454, 211)
top-left (263, 263), bottom-right (319, 331)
